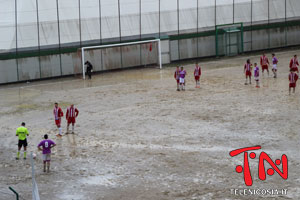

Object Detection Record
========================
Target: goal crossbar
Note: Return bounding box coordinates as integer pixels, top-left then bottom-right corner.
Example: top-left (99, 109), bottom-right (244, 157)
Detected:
top-left (81, 39), bottom-right (162, 79)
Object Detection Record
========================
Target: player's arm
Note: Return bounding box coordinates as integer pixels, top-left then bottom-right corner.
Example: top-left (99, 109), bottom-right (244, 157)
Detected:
top-left (25, 128), bottom-right (29, 136)
top-left (16, 129), bottom-right (18, 136)
top-left (260, 57), bottom-right (262, 66)
top-left (66, 109), bottom-right (69, 119)
top-left (37, 143), bottom-right (42, 151)
top-left (290, 60), bottom-right (293, 68)
top-left (75, 109), bottom-right (79, 117)
top-left (60, 108), bottom-right (64, 117)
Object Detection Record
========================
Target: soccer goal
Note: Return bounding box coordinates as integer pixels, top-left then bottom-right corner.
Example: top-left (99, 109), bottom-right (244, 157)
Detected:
top-left (216, 23), bottom-right (244, 57)
top-left (81, 39), bottom-right (162, 80)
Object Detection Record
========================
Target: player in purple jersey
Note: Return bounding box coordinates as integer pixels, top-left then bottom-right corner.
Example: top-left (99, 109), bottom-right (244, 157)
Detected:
top-left (179, 66), bottom-right (187, 91)
top-left (254, 63), bottom-right (260, 88)
top-left (38, 134), bottom-right (56, 173)
top-left (272, 53), bottom-right (279, 78)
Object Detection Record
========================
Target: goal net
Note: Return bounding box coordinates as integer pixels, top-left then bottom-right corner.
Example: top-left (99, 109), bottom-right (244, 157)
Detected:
top-left (216, 23), bottom-right (244, 57)
top-left (80, 39), bottom-right (162, 79)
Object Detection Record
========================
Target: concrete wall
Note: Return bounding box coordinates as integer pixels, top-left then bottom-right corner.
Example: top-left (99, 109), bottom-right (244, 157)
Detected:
top-left (0, 59), bottom-right (18, 84)
top-left (170, 35), bottom-right (216, 61)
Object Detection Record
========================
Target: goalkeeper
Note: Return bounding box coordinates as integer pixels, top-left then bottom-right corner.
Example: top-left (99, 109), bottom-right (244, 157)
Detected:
top-left (85, 60), bottom-right (93, 79)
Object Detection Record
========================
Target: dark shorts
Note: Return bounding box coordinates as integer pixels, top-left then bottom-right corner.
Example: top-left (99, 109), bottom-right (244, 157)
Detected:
top-left (55, 119), bottom-right (61, 126)
top-left (262, 65), bottom-right (268, 71)
top-left (291, 67), bottom-right (298, 73)
top-left (67, 117), bottom-right (76, 124)
top-left (18, 139), bottom-right (27, 147)
top-left (245, 71), bottom-right (252, 77)
top-left (289, 83), bottom-right (296, 88)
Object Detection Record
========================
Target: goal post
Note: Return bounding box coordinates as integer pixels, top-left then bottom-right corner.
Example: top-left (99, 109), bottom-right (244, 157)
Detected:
top-left (81, 39), bottom-right (162, 80)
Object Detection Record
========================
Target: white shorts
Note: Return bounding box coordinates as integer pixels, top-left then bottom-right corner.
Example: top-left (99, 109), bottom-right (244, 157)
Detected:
top-left (272, 64), bottom-right (277, 70)
top-left (179, 77), bottom-right (185, 84)
top-left (42, 154), bottom-right (51, 162)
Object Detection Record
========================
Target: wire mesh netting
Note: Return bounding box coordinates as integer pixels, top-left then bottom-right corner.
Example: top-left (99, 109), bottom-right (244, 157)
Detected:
top-left (1, 0), bottom-right (300, 52)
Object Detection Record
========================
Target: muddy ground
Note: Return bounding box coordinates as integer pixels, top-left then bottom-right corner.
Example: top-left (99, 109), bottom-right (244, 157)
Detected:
top-left (0, 49), bottom-right (300, 200)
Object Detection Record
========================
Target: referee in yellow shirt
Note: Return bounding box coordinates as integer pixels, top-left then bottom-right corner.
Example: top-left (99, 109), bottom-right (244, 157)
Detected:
top-left (16, 122), bottom-right (29, 160)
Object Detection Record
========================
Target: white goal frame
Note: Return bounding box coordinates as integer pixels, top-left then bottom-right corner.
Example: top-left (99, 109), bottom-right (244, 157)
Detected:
top-left (81, 39), bottom-right (162, 80)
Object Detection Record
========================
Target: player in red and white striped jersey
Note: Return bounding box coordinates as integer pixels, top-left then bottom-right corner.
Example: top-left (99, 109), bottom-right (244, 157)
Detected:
top-left (289, 69), bottom-right (298, 95)
top-left (66, 104), bottom-right (79, 133)
top-left (194, 63), bottom-right (201, 88)
top-left (289, 55), bottom-right (299, 73)
top-left (260, 53), bottom-right (269, 76)
top-left (53, 103), bottom-right (63, 137)
top-left (244, 59), bottom-right (252, 85)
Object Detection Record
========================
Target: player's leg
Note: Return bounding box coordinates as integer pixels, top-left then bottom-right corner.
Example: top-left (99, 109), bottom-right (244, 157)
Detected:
top-left (23, 144), bottom-right (27, 160)
top-left (289, 85), bottom-right (291, 95)
top-left (179, 78), bottom-right (182, 91)
top-left (182, 80), bottom-right (185, 91)
top-left (245, 74), bottom-right (248, 85)
top-left (67, 122), bottom-right (70, 134)
top-left (47, 161), bottom-right (50, 173)
top-left (177, 80), bottom-right (180, 91)
top-left (46, 154), bottom-right (51, 172)
top-left (56, 119), bottom-right (62, 136)
top-left (58, 125), bottom-right (62, 136)
top-left (72, 119), bottom-right (75, 133)
top-left (267, 67), bottom-right (269, 76)
top-left (58, 119), bottom-right (62, 136)
top-left (249, 76), bottom-right (252, 84)
top-left (293, 86), bottom-right (296, 93)
top-left (43, 160), bottom-right (46, 172)
top-left (16, 142), bottom-right (22, 160)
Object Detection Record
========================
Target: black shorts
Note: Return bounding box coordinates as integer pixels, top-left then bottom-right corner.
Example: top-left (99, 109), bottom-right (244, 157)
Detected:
top-left (18, 139), bottom-right (27, 147)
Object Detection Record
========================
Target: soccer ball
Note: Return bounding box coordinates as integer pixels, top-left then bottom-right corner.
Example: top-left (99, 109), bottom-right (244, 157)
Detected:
top-left (32, 153), bottom-right (37, 159)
